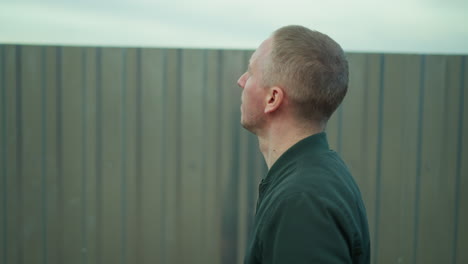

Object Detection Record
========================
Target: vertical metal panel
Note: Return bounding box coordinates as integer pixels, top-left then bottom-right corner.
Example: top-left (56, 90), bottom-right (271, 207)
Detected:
top-left (120, 49), bottom-right (127, 264)
top-left (62, 47), bottom-right (84, 264)
top-left (398, 55), bottom-right (421, 264)
top-left (0, 45), bottom-right (6, 264)
top-left (123, 48), bottom-right (138, 264)
top-left (443, 56), bottom-right (464, 264)
top-left (388, 55), bottom-right (421, 262)
top-left (413, 55), bottom-right (425, 264)
top-left (4, 45), bottom-right (18, 264)
top-left (373, 54), bottom-right (385, 264)
top-left (376, 55), bottom-right (420, 264)
top-left (180, 49), bottom-right (205, 264)
top-left (159, 48), bottom-right (168, 264)
top-left (100, 48), bottom-right (124, 264)
top-left (16, 45), bottom-right (25, 264)
top-left (203, 49), bottom-right (222, 264)
top-left (236, 122), bottom-right (250, 264)
top-left (40, 47), bottom-right (48, 264)
top-left (134, 48), bottom-right (143, 264)
top-left (357, 54), bottom-right (381, 264)
top-left (94, 47), bottom-right (103, 264)
top-left (163, 48), bottom-right (182, 264)
top-left (55, 46), bottom-right (65, 264)
top-left (455, 56), bottom-right (468, 264)
top-left (22, 45), bottom-right (43, 264)
top-left (44, 46), bottom-right (58, 264)
top-left (371, 54), bottom-right (385, 263)
top-left (80, 48), bottom-right (88, 264)
top-left (140, 48), bottom-right (165, 264)
top-left (83, 47), bottom-right (98, 264)
top-left (200, 49), bottom-right (210, 264)
top-left (417, 56), bottom-right (456, 264)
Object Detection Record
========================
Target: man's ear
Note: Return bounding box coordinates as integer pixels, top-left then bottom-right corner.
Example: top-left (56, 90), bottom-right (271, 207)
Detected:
top-left (264, 86), bottom-right (284, 114)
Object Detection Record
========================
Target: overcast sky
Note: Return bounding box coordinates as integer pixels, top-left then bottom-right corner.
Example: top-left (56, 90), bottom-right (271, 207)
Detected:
top-left (1, 0), bottom-right (467, 54)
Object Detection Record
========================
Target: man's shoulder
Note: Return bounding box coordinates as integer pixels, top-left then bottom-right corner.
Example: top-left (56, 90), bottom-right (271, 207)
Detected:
top-left (270, 150), bottom-right (362, 213)
top-left (263, 147), bottom-right (362, 213)
top-left (297, 148), bottom-right (350, 175)
top-left (284, 150), bottom-right (352, 189)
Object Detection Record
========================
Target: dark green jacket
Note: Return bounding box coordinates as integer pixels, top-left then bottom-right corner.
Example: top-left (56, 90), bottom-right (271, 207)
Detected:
top-left (244, 133), bottom-right (370, 264)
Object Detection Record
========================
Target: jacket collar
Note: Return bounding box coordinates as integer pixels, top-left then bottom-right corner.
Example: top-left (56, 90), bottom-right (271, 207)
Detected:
top-left (263, 132), bottom-right (330, 183)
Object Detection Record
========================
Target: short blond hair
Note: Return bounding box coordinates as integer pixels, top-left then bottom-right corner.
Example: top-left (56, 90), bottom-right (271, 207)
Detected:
top-left (264, 25), bottom-right (348, 123)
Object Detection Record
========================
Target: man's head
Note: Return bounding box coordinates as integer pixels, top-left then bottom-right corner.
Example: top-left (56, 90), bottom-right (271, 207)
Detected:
top-left (237, 25), bottom-right (348, 133)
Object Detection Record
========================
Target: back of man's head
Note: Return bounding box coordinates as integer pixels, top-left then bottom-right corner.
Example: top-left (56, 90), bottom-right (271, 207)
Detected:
top-left (264, 25), bottom-right (348, 124)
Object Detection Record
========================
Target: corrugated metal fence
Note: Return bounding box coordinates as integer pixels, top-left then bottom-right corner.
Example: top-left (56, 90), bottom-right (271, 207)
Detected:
top-left (0, 45), bottom-right (467, 264)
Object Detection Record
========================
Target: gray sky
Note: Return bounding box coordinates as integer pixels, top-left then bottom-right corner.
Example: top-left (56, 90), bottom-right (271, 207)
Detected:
top-left (1, 0), bottom-right (468, 54)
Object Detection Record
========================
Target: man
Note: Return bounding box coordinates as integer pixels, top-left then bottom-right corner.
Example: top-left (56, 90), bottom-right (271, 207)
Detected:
top-left (237, 25), bottom-right (370, 263)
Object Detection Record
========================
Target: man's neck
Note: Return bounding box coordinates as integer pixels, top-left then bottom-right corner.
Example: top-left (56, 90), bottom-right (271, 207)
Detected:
top-left (257, 121), bottom-right (323, 169)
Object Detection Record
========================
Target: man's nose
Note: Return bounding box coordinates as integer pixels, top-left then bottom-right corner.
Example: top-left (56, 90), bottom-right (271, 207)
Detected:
top-left (237, 72), bottom-right (247, 89)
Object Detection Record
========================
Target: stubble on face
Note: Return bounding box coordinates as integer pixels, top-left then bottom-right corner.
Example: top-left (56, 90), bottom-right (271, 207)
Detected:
top-left (239, 38), bottom-right (273, 134)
